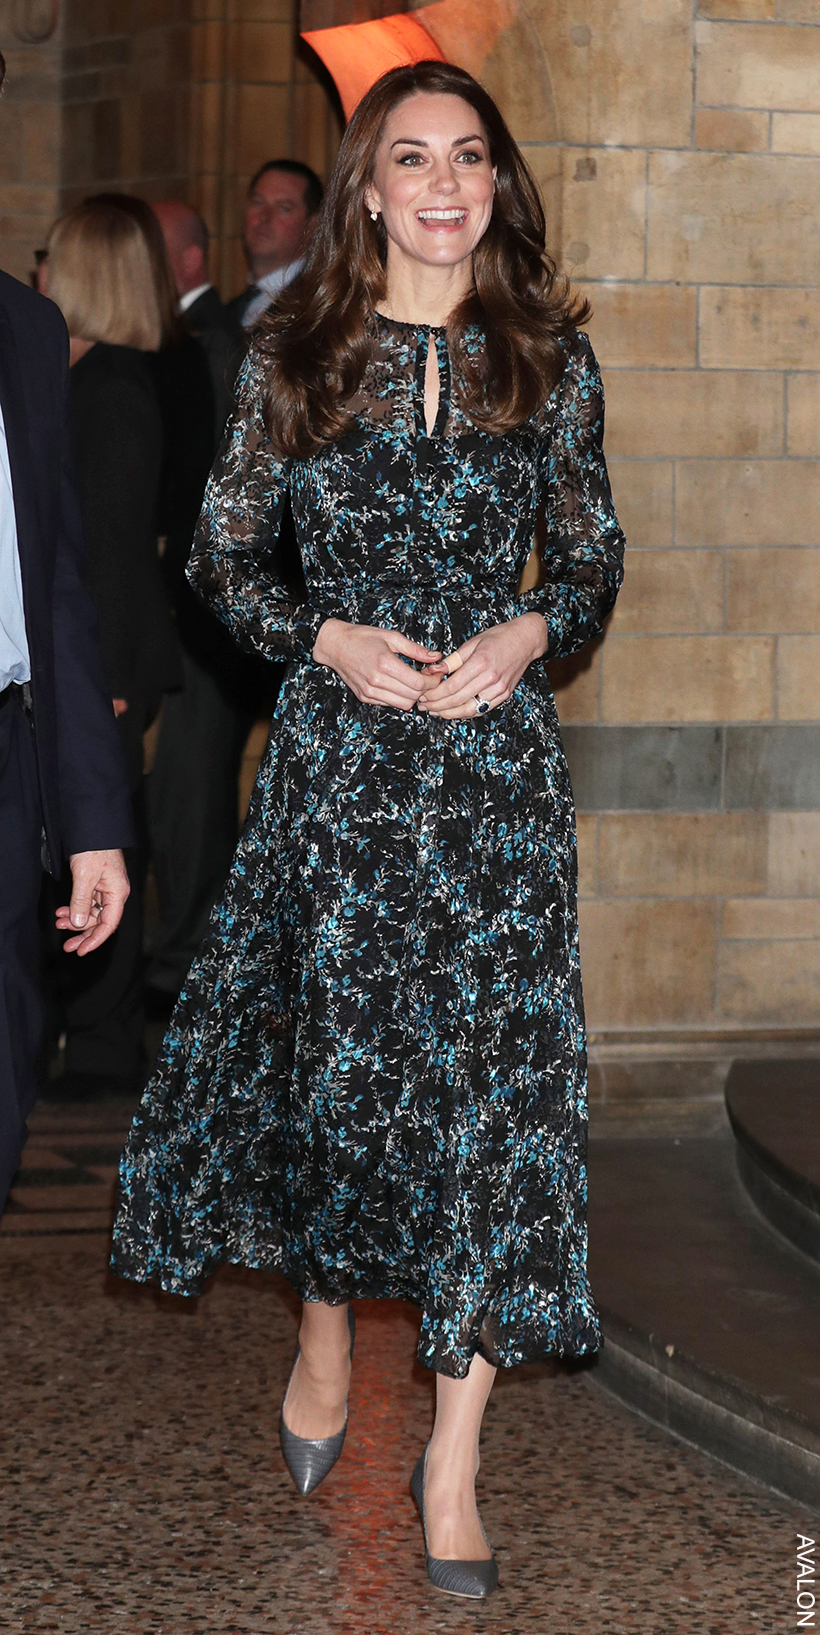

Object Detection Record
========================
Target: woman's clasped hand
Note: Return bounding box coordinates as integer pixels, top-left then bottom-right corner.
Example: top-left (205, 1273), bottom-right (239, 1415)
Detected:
top-left (313, 610), bottom-right (549, 718)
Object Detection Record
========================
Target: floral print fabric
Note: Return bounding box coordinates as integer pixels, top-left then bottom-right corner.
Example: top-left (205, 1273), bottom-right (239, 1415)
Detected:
top-left (111, 316), bottom-right (625, 1378)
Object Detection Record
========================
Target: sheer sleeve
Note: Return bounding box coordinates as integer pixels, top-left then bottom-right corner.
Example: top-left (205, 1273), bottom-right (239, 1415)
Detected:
top-left (520, 330), bottom-right (625, 660)
top-left (186, 349), bottom-right (325, 662)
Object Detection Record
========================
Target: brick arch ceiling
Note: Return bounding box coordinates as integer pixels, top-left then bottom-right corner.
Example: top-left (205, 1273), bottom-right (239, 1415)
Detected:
top-left (300, 0), bottom-right (558, 140)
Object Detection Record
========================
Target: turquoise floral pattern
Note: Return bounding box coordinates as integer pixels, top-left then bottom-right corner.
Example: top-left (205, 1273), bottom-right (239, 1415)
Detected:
top-left (111, 315), bottom-right (625, 1378)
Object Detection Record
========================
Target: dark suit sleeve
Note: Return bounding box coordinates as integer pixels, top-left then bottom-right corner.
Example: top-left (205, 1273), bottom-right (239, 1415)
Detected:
top-left (51, 330), bottom-right (135, 855)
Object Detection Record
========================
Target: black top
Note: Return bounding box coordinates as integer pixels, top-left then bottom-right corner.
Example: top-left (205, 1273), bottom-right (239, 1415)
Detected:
top-left (151, 326), bottom-right (278, 711)
top-left (69, 343), bottom-right (181, 722)
top-left (0, 270), bottom-right (133, 865)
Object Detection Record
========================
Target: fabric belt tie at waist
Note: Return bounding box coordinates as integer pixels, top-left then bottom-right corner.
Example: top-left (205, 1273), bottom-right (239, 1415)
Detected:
top-left (311, 583), bottom-right (519, 629)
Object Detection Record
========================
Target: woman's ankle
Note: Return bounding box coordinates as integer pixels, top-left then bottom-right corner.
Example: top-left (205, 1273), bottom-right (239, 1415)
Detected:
top-left (425, 1436), bottom-right (480, 1489)
top-left (298, 1300), bottom-right (349, 1348)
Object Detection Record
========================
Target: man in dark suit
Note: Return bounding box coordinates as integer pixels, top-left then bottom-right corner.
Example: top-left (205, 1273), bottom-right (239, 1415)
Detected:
top-left (144, 201), bottom-right (271, 1007)
top-left (0, 59), bottom-right (132, 1211)
top-left (225, 160), bottom-right (323, 330)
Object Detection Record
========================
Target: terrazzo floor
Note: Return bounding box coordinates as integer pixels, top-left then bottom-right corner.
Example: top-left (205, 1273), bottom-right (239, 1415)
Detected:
top-left (0, 1099), bottom-right (813, 1635)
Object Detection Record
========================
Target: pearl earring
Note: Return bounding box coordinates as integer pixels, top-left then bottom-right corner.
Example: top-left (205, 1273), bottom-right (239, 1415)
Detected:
top-left (370, 209), bottom-right (378, 221)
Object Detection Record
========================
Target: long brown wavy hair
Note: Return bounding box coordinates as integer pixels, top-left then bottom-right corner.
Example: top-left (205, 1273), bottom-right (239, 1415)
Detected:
top-left (258, 60), bottom-right (588, 459)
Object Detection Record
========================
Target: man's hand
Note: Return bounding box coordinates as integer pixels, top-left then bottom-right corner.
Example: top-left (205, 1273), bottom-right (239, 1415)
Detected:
top-left (55, 849), bottom-right (130, 956)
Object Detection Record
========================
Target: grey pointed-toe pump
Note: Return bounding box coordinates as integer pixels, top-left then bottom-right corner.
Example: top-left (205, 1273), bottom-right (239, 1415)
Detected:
top-left (410, 1444), bottom-right (499, 1599)
top-left (280, 1304), bottom-right (355, 1496)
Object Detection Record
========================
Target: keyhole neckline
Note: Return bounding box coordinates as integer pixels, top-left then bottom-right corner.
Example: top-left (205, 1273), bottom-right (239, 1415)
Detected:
top-left (415, 326), bottom-right (450, 441)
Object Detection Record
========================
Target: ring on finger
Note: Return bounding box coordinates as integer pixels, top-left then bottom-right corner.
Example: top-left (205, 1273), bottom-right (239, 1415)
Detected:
top-left (474, 693), bottom-right (491, 715)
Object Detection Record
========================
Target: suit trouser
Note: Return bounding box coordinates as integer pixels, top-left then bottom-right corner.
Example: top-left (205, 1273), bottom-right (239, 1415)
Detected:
top-left (145, 648), bottom-right (252, 995)
top-left (0, 690), bottom-right (44, 1211)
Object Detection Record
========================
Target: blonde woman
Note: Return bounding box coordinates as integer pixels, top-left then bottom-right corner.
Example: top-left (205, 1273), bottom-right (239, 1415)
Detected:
top-left (45, 196), bottom-right (180, 1098)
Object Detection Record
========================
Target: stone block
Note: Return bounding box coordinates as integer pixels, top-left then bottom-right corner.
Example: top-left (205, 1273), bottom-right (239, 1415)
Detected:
top-left (0, 106), bottom-right (22, 184)
top-left (676, 461), bottom-right (820, 546)
top-left (237, 83), bottom-right (289, 176)
top-left (579, 899), bottom-right (718, 1027)
top-left (118, 90), bottom-right (142, 181)
top-left (695, 108), bottom-right (769, 151)
top-left (60, 101), bottom-right (95, 187)
top-left (698, 0), bottom-right (775, 14)
top-left (787, 376), bottom-right (820, 455)
top-left (238, 0), bottom-right (295, 17)
top-left (609, 551), bottom-right (724, 635)
top-left (696, 19), bottom-right (820, 112)
top-left (16, 108), bottom-right (58, 189)
top-left (191, 19), bottom-right (224, 81)
top-left (768, 813), bottom-right (820, 893)
top-left (194, 170), bottom-right (219, 238)
top-left (0, 182), bottom-right (58, 215)
top-left (778, 637), bottom-right (820, 720)
top-left (601, 636), bottom-right (775, 723)
top-left (576, 813), bottom-right (598, 897)
top-left (726, 549), bottom-right (820, 633)
top-left (524, 147), bottom-right (563, 253)
top-left (599, 812), bottom-right (768, 896)
top-left (192, 80), bottom-right (224, 175)
top-left (722, 898), bottom-right (820, 938)
top-left (527, 0), bottom-right (693, 149)
top-left (579, 283), bottom-right (697, 369)
top-left (721, 902), bottom-right (820, 941)
top-left (647, 151), bottom-right (820, 286)
top-left (604, 369), bottom-right (783, 458)
top-left (772, 113), bottom-right (820, 155)
top-left (139, 90), bottom-right (178, 180)
top-left (561, 147), bottom-right (646, 282)
top-left (778, 0), bottom-right (820, 18)
top-left (562, 724), bottom-right (723, 812)
top-left (291, 78), bottom-right (340, 180)
top-left (719, 939), bottom-right (820, 1024)
top-left (700, 287), bottom-right (820, 371)
top-left (551, 642), bottom-right (602, 723)
top-left (236, 21), bottom-right (293, 83)
top-left (725, 727), bottom-right (820, 809)
top-left (606, 461), bottom-right (673, 549)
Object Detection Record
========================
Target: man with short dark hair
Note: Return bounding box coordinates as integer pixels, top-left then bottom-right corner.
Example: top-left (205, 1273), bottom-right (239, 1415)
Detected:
top-left (0, 50), bottom-right (132, 1209)
top-left (226, 160), bottom-right (324, 329)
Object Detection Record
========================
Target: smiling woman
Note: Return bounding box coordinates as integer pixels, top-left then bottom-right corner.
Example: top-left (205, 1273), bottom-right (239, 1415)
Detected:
top-left (111, 58), bottom-right (625, 1604)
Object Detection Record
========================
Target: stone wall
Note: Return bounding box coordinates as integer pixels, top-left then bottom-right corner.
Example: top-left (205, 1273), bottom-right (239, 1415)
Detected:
top-left (0, 0), bottom-right (62, 283)
top-left (0, 0), bottom-right (341, 294)
top-left (517, 1), bottom-right (820, 1038)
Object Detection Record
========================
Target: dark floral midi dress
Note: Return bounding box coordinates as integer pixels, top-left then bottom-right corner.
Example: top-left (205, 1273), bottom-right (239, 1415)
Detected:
top-left (111, 315), bottom-right (625, 1379)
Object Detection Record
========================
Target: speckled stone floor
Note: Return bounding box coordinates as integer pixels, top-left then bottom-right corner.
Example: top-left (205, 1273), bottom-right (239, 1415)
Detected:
top-left (0, 1097), bottom-right (813, 1634)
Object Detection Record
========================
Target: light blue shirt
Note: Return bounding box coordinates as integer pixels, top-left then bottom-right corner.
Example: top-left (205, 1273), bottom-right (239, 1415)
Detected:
top-left (0, 396), bottom-right (31, 690)
top-left (241, 258), bottom-right (305, 328)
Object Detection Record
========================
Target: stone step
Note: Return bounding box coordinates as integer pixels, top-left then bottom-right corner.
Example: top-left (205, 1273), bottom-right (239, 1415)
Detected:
top-left (587, 1133), bottom-right (820, 1512)
top-left (725, 1057), bottom-right (820, 1265)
